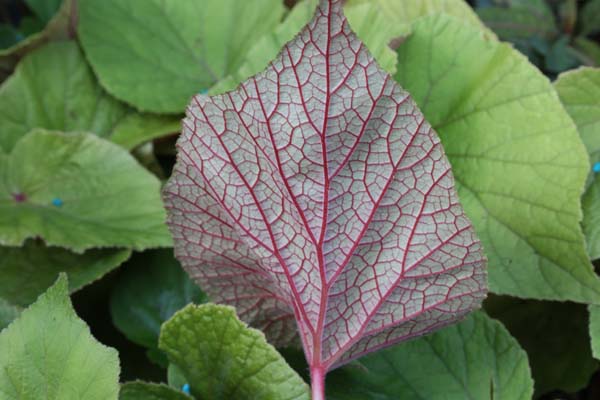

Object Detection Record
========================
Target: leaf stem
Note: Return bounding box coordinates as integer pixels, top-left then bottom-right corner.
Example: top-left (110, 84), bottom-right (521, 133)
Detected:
top-left (310, 365), bottom-right (326, 400)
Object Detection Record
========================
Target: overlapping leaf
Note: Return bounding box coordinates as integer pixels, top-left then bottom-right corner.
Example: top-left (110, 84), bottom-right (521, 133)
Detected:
top-left (164, 0), bottom-right (486, 377)
top-left (119, 382), bottom-right (191, 400)
top-left (111, 114), bottom-right (181, 151)
top-left (394, 15), bottom-right (600, 303)
top-left (159, 304), bottom-right (310, 400)
top-left (0, 129), bottom-right (171, 251)
top-left (110, 249), bottom-right (205, 365)
top-left (0, 298), bottom-right (20, 331)
top-left (0, 275), bottom-right (120, 399)
top-left (215, 0), bottom-right (490, 94)
top-left (0, 40), bottom-right (180, 153)
top-left (555, 68), bottom-right (600, 259)
top-left (78, 0), bottom-right (285, 113)
top-left (0, 240), bottom-right (131, 306)
top-left (327, 312), bottom-right (533, 400)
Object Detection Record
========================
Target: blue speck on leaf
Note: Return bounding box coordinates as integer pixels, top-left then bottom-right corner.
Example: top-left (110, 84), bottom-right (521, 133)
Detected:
top-left (182, 383), bottom-right (190, 394)
top-left (593, 162), bottom-right (600, 173)
top-left (52, 198), bottom-right (63, 207)
top-left (199, 89), bottom-right (209, 95)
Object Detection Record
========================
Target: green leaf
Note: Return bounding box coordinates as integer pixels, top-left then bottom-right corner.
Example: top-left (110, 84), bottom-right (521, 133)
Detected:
top-left (590, 304), bottom-right (600, 360)
top-left (326, 312), bottom-right (533, 400)
top-left (0, 240), bottom-right (131, 306)
top-left (211, 0), bottom-right (321, 94)
top-left (0, 40), bottom-right (128, 153)
top-left (78, 0), bottom-right (285, 113)
top-left (395, 15), bottom-right (600, 303)
top-left (0, 298), bottom-right (20, 331)
top-left (215, 0), bottom-right (489, 94)
top-left (582, 181), bottom-right (600, 260)
top-left (159, 303), bottom-right (310, 400)
top-left (573, 37), bottom-right (600, 67)
top-left (476, 0), bottom-right (556, 40)
top-left (545, 35), bottom-right (581, 74)
top-left (555, 68), bottom-right (600, 169)
top-left (0, 129), bottom-right (171, 251)
top-left (486, 297), bottom-right (597, 394)
top-left (119, 381), bottom-right (191, 400)
top-left (581, 0), bottom-right (600, 36)
top-left (167, 364), bottom-right (188, 391)
top-left (0, 40), bottom-right (181, 152)
top-left (476, 4), bottom-right (557, 68)
top-left (111, 113), bottom-right (181, 151)
top-left (0, 274), bottom-right (120, 399)
top-left (555, 67), bottom-right (600, 259)
top-left (25, 0), bottom-right (63, 23)
top-left (110, 249), bottom-right (205, 358)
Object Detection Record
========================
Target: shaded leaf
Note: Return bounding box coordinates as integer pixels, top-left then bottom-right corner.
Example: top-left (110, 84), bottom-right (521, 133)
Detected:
top-left (581, 0), bottom-right (600, 36)
top-left (555, 67), bottom-right (600, 259)
top-left (112, 113), bottom-right (181, 151)
top-left (573, 37), bottom-right (600, 67)
top-left (0, 240), bottom-right (131, 306)
top-left (590, 305), bottom-right (600, 360)
top-left (0, 274), bottom-right (120, 399)
top-left (486, 296), bottom-right (597, 395)
top-left (327, 312), bottom-right (533, 400)
top-left (119, 381), bottom-right (191, 400)
top-left (475, 0), bottom-right (560, 72)
top-left (0, 298), bottom-right (20, 331)
top-left (16, 16), bottom-right (46, 38)
top-left (476, 0), bottom-right (556, 40)
top-left (0, 0), bottom-right (73, 81)
top-left (583, 182), bottom-right (600, 260)
top-left (0, 24), bottom-right (23, 49)
top-left (394, 15), bottom-right (600, 303)
top-left (0, 129), bottom-right (171, 251)
top-left (78, 0), bottom-right (285, 113)
top-left (159, 304), bottom-right (310, 400)
top-left (110, 249), bottom-right (205, 360)
top-left (25, 0), bottom-right (64, 23)
top-left (164, 2), bottom-right (486, 389)
top-left (545, 35), bottom-right (581, 74)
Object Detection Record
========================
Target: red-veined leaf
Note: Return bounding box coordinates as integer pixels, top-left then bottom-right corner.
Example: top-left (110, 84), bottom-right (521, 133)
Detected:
top-left (163, 0), bottom-right (487, 395)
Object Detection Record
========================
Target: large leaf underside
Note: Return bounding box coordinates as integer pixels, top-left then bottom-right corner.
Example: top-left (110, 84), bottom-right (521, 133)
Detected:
top-left (164, 0), bottom-right (486, 371)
